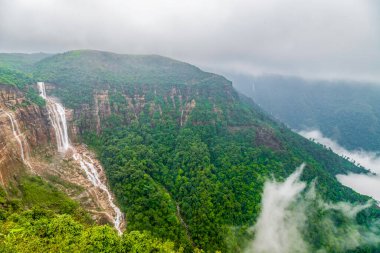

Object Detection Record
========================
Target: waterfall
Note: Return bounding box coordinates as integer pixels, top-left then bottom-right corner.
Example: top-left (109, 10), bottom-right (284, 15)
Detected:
top-left (2, 110), bottom-right (32, 169)
top-left (37, 82), bottom-right (123, 234)
top-left (37, 82), bottom-right (70, 153)
top-left (37, 82), bottom-right (46, 99)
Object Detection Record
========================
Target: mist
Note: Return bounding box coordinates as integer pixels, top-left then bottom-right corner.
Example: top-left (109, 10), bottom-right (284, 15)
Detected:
top-left (247, 164), bottom-right (308, 253)
top-left (246, 164), bottom-right (380, 253)
top-left (299, 129), bottom-right (380, 203)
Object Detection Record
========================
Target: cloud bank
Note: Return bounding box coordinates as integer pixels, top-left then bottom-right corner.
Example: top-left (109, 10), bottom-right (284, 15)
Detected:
top-left (0, 0), bottom-right (379, 81)
top-left (299, 129), bottom-right (380, 203)
top-left (246, 164), bottom-right (380, 253)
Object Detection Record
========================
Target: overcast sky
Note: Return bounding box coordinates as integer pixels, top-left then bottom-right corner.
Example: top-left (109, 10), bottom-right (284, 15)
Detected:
top-left (0, 0), bottom-right (379, 81)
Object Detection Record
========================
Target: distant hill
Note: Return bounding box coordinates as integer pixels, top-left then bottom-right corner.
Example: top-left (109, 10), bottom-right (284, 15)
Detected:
top-left (233, 74), bottom-right (380, 151)
top-left (0, 52), bottom-right (51, 72)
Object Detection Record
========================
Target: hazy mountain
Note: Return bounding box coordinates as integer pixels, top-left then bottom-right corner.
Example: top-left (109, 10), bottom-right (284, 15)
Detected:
top-left (232, 74), bottom-right (380, 152)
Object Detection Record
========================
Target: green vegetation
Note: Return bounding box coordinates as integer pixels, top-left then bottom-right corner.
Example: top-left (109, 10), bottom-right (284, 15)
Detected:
top-left (0, 67), bottom-right (33, 89)
top-left (234, 74), bottom-right (380, 151)
top-left (0, 67), bottom-right (45, 106)
top-left (0, 53), bottom-right (50, 72)
top-left (0, 53), bottom-right (48, 106)
top-left (33, 50), bottom-right (215, 108)
top-left (0, 176), bottom-right (179, 252)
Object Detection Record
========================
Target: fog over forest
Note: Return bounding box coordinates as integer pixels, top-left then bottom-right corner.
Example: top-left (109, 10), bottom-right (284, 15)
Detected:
top-left (300, 130), bottom-right (380, 203)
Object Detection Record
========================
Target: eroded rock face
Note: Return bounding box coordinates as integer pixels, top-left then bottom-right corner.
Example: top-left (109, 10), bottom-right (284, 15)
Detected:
top-left (0, 84), bottom-right (125, 233)
top-left (71, 85), bottom-right (197, 133)
top-left (0, 85), bottom-right (54, 184)
top-left (255, 127), bottom-right (283, 151)
top-left (94, 91), bottom-right (111, 134)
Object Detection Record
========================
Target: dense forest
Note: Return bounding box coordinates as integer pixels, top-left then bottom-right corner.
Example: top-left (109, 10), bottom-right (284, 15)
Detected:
top-left (232, 74), bottom-right (380, 151)
top-left (0, 176), bottom-right (179, 252)
top-left (0, 51), bottom-right (379, 252)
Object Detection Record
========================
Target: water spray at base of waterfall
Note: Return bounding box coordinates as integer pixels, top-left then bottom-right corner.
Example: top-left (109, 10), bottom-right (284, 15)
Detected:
top-left (37, 82), bottom-right (124, 234)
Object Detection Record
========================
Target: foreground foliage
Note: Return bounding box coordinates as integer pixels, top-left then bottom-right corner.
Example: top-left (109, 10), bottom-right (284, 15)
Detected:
top-left (0, 177), bottom-right (180, 252)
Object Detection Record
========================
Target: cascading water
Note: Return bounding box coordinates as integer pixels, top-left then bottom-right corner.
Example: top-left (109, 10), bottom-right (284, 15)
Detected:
top-left (37, 82), bottom-right (123, 234)
top-left (2, 110), bottom-right (32, 170)
top-left (37, 82), bottom-right (70, 153)
top-left (73, 152), bottom-right (123, 234)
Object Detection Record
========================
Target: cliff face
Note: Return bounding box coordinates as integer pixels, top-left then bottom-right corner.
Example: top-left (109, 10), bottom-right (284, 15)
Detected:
top-left (71, 85), bottom-right (204, 134)
top-left (0, 85), bottom-right (53, 147)
top-left (0, 84), bottom-right (125, 231)
top-left (0, 85), bottom-right (54, 184)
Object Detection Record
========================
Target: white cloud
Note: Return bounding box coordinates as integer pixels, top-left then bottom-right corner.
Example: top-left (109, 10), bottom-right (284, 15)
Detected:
top-left (299, 129), bottom-right (380, 203)
top-left (247, 164), bottom-right (309, 253)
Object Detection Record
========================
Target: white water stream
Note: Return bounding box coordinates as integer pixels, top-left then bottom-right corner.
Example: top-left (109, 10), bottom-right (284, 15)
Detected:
top-left (73, 152), bottom-right (123, 232)
top-left (37, 82), bottom-right (123, 234)
top-left (37, 82), bottom-right (70, 153)
top-left (2, 110), bottom-right (32, 170)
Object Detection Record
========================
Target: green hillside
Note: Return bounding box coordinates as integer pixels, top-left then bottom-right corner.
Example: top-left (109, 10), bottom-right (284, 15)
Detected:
top-left (0, 53), bottom-right (50, 106)
top-left (0, 53), bottom-right (50, 72)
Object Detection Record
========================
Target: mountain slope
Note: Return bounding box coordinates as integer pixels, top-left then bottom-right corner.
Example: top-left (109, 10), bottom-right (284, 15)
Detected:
top-left (0, 53), bottom-right (50, 72)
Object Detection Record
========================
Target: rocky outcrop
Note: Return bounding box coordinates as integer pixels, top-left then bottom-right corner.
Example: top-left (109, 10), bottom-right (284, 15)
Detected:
top-left (180, 99), bottom-right (196, 126)
top-left (70, 85), bottom-right (198, 133)
top-left (255, 127), bottom-right (282, 151)
top-left (94, 91), bottom-right (111, 134)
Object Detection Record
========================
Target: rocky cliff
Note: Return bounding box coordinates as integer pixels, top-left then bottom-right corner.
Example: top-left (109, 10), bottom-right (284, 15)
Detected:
top-left (69, 85), bottom-right (210, 134)
top-left (0, 84), bottom-right (54, 184)
top-left (0, 84), bottom-right (125, 232)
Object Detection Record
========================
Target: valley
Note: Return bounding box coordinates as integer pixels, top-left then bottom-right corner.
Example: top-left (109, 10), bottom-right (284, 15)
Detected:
top-left (232, 74), bottom-right (380, 207)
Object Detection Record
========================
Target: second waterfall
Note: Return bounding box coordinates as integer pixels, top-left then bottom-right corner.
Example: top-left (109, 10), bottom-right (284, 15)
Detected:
top-left (37, 82), bottom-right (124, 234)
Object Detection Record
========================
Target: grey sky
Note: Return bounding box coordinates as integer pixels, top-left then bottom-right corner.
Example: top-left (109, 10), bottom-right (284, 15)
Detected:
top-left (0, 0), bottom-right (379, 81)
